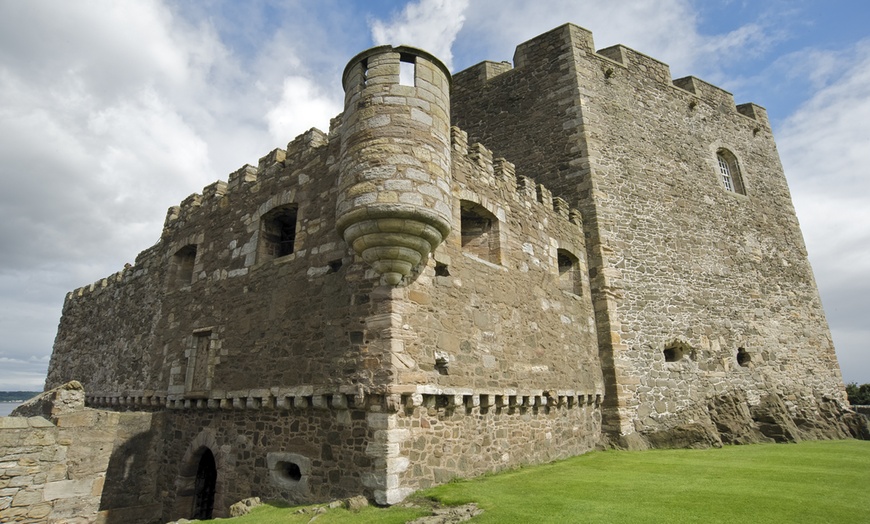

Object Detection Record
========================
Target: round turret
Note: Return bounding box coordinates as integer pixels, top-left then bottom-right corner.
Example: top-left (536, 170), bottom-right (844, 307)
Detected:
top-left (336, 46), bottom-right (453, 285)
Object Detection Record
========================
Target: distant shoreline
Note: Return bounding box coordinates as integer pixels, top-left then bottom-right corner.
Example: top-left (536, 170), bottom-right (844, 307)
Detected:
top-left (0, 392), bottom-right (40, 416)
top-left (0, 391), bottom-right (40, 402)
top-left (0, 401), bottom-right (25, 417)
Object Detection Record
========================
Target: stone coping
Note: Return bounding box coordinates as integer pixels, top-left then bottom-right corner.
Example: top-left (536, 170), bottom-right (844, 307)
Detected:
top-left (85, 386), bottom-right (603, 414)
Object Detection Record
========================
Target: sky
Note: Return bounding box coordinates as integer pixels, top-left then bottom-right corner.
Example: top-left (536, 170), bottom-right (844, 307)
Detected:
top-left (0, 0), bottom-right (868, 390)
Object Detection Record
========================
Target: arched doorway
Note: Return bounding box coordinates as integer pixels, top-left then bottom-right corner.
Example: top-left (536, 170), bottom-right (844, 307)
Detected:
top-left (192, 448), bottom-right (217, 519)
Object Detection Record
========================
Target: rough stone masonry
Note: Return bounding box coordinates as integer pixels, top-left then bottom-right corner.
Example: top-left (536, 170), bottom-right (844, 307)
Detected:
top-left (3, 23), bottom-right (866, 523)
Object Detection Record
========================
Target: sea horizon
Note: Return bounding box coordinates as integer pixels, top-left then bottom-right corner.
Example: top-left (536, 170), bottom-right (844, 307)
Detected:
top-left (0, 401), bottom-right (25, 417)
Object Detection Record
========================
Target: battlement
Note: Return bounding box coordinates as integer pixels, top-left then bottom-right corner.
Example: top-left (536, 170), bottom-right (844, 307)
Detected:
top-left (66, 264), bottom-right (141, 302)
top-left (451, 126), bottom-right (583, 226)
top-left (595, 36), bottom-right (767, 126)
top-left (162, 127), bottom-right (332, 236)
top-left (452, 60), bottom-right (513, 85)
top-left (456, 23), bottom-right (769, 128)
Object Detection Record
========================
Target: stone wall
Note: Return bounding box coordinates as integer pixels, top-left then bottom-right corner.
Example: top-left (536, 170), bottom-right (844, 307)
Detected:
top-left (44, 110), bottom-right (605, 516)
top-left (48, 129), bottom-right (400, 404)
top-left (451, 23), bottom-right (850, 445)
top-left (0, 383), bottom-right (161, 524)
top-left (572, 27), bottom-right (847, 441)
top-left (154, 406), bottom-right (373, 520)
top-left (392, 129), bottom-right (599, 391)
top-left (394, 395), bottom-right (601, 497)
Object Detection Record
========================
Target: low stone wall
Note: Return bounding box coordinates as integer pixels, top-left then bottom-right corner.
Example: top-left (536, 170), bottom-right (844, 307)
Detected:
top-left (0, 382), bottom-right (161, 524)
top-left (1, 385), bottom-right (113, 523)
top-left (395, 395), bottom-right (602, 497)
top-left (854, 405), bottom-right (870, 416)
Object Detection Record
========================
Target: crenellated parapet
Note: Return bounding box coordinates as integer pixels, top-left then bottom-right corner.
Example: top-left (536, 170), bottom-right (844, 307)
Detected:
top-left (66, 263), bottom-right (145, 302)
top-left (457, 23), bottom-right (769, 129)
top-left (595, 39), bottom-right (768, 127)
top-left (451, 126), bottom-right (584, 228)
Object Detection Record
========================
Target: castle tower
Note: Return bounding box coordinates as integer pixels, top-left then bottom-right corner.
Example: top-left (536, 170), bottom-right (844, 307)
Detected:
top-left (336, 46), bottom-right (453, 285)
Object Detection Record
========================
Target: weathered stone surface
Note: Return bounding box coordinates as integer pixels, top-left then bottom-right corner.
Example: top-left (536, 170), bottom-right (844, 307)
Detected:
top-left (228, 496), bottom-right (261, 517)
top-left (12, 380), bottom-right (84, 420)
top-left (453, 22), bottom-right (851, 447)
top-left (643, 422), bottom-right (721, 450)
top-left (0, 383), bottom-right (160, 524)
top-left (706, 392), bottom-right (770, 445)
top-left (408, 503), bottom-right (483, 524)
top-left (345, 495), bottom-right (369, 511)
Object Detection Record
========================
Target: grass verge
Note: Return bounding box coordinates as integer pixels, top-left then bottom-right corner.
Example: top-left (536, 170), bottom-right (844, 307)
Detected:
top-left (206, 440), bottom-right (870, 523)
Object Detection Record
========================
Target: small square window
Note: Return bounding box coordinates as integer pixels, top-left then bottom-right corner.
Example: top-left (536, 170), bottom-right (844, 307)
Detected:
top-left (557, 249), bottom-right (581, 295)
top-left (259, 205), bottom-right (298, 262)
top-left (461, 201), bottom-right (500, 263)
top-left (173, 244), bottom-right (197, 286)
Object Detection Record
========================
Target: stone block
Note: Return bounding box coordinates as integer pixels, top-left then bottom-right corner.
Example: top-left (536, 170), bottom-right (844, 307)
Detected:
top-left (11, 488), bottom-right (42, 507)
top-left (44, 478), bottom-right (94, 501)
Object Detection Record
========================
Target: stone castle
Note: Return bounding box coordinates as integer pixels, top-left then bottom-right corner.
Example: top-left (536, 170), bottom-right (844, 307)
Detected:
top-left (3, 23), bottom-right (866, 522)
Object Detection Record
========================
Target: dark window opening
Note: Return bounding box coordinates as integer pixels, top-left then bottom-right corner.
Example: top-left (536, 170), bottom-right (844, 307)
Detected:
top-left (461, 201), bottom-right (500, 263)
top-left (361, 58), bottom-right (368, 86)
top-left (557, 249), bottom-right (581, 295)
top-left (737, 347), bottom-right (751, 367)
top-left (664, 342), bottom-right (693, 363)
top-left (328, 259), bottom-right (343, 273)
top-left (192, 449), bottom-right (217, 519)
top-left (173, 245), bottom-right (197, 286)
top-left (435, 262), bottom-right (450, 277)
top-left (277, 461), bottom-right (302, 483)
top-left (399, 53), bottom-right (416, 86)
top-left (435, 352), bottom-right (449, 375)
top-left (259, 205), bottom-right (298, 262)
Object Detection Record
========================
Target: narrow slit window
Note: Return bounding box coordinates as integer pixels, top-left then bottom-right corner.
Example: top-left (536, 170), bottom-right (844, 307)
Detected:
top-left (188, 331), bottom-right (211, 394)
top-left (399, 53), bottom-right (416, 86)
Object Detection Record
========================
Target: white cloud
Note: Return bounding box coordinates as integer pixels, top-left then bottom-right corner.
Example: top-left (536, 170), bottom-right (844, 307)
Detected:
top-left (780, 40), bottom-right (870, 288)
top-left (0, 1), bottom-right (239, 387)
top-left (0, 1), bottom-right (360, 391)
top-left (451, 0), bottom-right (699, 72)
top-left (778, 40), bottom-right (870, 384)
top-left (370, 0), bottom-right (469, 70)
top-left (266, 76), bottom-right (342, 143)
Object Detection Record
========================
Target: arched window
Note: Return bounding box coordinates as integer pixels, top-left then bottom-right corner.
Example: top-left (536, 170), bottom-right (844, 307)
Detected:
top-left (716, 149), bottom-right (745, 195)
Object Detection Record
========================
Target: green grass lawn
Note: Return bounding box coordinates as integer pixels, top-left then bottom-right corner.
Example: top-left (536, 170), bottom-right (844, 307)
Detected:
top-left (213, 440), bottom-right (870, 524)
